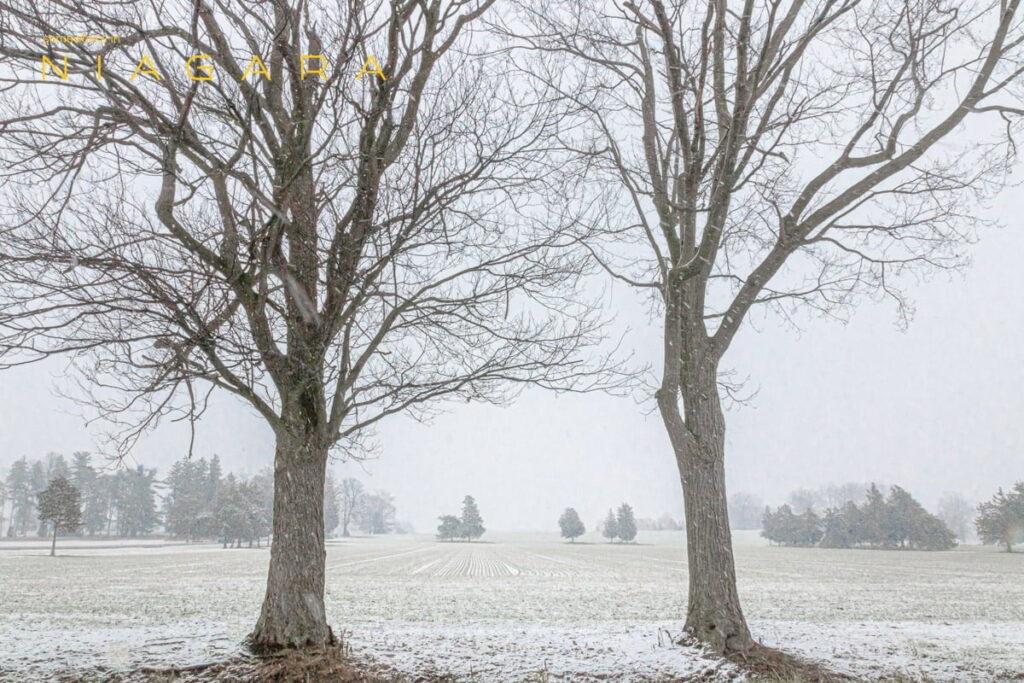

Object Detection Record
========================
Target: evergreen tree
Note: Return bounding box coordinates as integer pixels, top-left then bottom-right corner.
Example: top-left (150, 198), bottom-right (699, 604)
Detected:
top-left (602, 508), bottom-right (619, 542)
top-left (760, 506), bottom-right (779, 544)
top-left (819, 501), bottom-right (862, 548)
top-left (436, 515), bottom-right (460, 542)
top-left (4, 458), bottom-right (33, 537)
top-left (116, 466), bottom-right (159, 537)
top-left (884, 486), bottom-right (955, 551)
top-left (207, 455), bottom-right (223, 501)
top-left (861, 483), bottom-right (889, 547)
top-left (103, 471), bottom-right (125, 536)
top-left (760, 504), bottom-right (821, 547)
top-left (616, 502), bottom-right (638, 543)
top-left (248, 468), bottom-right (275, 545)
top-left (558, 507), bottom-right (586, 542)
top-left (36, 475), bottom-right (81, 556)
top-left (796, 509), bottom-right (823, 547)
top-left (459, 495), bottom-right (485, 541)
top-left (976, 483), bottom-right (1024, 552)
top-left (163, 458), bottom-right (208, 540)
top-left (213, 474), bottom-right (247, 548)
top-left (70, 453), bottom-right (106, 535)
top-left (30, 460), bottom-right (48, 537)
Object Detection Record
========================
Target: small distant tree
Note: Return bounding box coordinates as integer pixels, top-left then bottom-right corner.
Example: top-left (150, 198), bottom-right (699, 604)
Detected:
top-left (338, 478), bottom-right (364, 538)
top-left (976, 483), bottom-right (1024, 552)
top-left (558, 508), bottom-right (586, 542)
top-left (886, 486), bottom-right (956, 551)
top-left (36, 476), bottom-right (81, 556)
top-left (728, 492), bottom-right (764, 530)
top-left (601, 508), bottom-right (619, 542)
top-left (861, 484), bottom-right (890, 547)
top-left (616, 503), bottom-right (637, 543)
top-left (213, 474), bottom-right (247, 548)
top-left (937, 492), bottom-right (974, 543)
top-left (819, 502), bottom-right (862, 549)
top-left (459, 496), bottom-right (485, 541)
top-left (437, 515), bottom-right (461, 542)
top-left (356, 491), bottom-right (397, 535)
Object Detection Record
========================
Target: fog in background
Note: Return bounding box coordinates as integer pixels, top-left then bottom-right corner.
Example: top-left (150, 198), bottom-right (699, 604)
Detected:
top-left (1, 190), bottom-right (1021, 533)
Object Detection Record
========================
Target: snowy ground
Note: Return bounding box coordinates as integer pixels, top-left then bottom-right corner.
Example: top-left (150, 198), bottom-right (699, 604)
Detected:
top-left (0, 531), bottom-right (1021, 681)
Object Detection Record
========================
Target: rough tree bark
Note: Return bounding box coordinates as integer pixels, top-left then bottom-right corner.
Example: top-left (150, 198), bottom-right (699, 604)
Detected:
top-left (251, 427), bottom-right (332, 651)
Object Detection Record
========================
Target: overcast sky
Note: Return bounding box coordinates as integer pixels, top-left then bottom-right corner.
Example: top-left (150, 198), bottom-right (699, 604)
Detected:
top-left (1, 190), bottom-right (1021, 533)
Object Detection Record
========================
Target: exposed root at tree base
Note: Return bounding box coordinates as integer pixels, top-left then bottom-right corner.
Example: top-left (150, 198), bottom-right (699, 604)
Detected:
top-left (123, 645), bottom-right (409, 682)
top-left (677, 635), bottom-right (857, 683)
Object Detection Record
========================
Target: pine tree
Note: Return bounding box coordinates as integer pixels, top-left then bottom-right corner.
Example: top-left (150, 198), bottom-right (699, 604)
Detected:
top-left (214, 474), bottom-right (248, 548)
top-left (459, 495), bottom-right (485, 541)
top-left (239, 478), bottom-right (272, 547)
top-left (862, 483), bottom-right (889, 547)
top-left (36, 476), bottom-right (81, 556)
top-left (976, 483), bottom-right (1024, 552)
top-left (436, 515), bottom-right (460, 542)
top-left (885, 485), bottom-right (955, 551)
top-left (602, 508), bottom-right (619, 542)
top-left (30, 460), bottom-right (48, 537)
top-left (118, 466), bottom-right (158, 537)
top-left (164, 458), bottom-right (208, 540)
top-left (70, 453), bottom-right (106, 535)
top-left (558, 507), bottom-right (586, 542)
top-left (4, 458), bottom-right (33, 537)
top-left (616, 503), bottom-right (638, 543)
top-left (760, 506), bottom-right (778, 545)
top-left (819, 501), bottom-right (861, 548)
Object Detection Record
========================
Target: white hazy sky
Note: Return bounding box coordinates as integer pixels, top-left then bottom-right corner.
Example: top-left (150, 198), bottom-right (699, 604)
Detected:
top-left (1, 192), bottom-right (1022, 533)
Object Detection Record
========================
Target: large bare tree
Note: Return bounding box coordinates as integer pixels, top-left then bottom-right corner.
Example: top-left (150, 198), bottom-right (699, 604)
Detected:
top-left (0, 0), bottom-right (614, 651)
top-left (508, 0), bottom-right (1024, 655)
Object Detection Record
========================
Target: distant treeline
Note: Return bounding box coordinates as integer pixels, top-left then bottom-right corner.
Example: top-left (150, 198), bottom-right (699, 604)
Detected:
top-left (0, 454), bottom-right (404, 546)
top-left (762, 484), bottom-right (956, 551)
top-left (1, 453), bottom-right (157, 539)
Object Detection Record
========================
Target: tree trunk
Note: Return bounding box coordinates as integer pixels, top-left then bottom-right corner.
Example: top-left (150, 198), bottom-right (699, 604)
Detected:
top-left (249, 430), bottom-right (335, 652)
top-left (657, 319), bottom-right (753, 654)
top-left (674, 431), bottom-right (752, 653)
top-left (50, 525), bottom-right (57, 556)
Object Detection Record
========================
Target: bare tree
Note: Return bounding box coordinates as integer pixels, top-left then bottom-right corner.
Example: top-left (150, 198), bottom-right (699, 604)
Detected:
top-left (337, 477), bottom-right (363, 537)
top-left (507, 0), bottom-right (1024, 655)
top-left (0, 0), bottom-right (615, 651)
top-left (937, 491), bottom-right (974, 542)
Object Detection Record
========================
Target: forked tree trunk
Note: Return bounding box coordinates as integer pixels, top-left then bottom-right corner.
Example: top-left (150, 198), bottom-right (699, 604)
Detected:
top-left (658, 322), bottom-right (753, 654)
top-left (249, 429), bottom-right (334, 652)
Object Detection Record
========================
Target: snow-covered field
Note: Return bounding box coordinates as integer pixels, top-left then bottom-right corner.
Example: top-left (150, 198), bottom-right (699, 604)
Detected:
top-left (0, 531), bottom-right (1021, 681)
